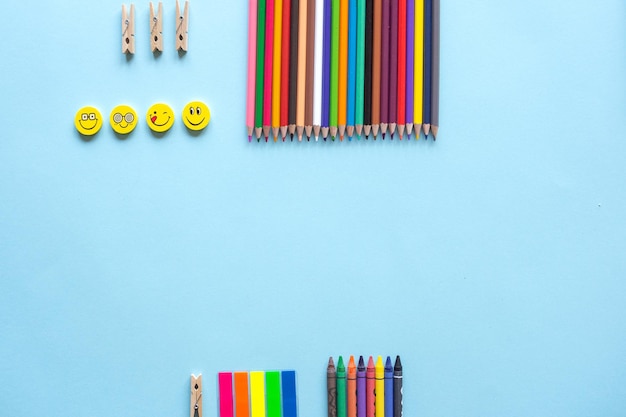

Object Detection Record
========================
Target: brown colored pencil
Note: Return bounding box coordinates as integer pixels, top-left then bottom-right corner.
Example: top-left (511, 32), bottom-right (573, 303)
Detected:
top-left (305, 0), bottom-right (316, 140)
top-left (296, 0), bottom-right (308, 141)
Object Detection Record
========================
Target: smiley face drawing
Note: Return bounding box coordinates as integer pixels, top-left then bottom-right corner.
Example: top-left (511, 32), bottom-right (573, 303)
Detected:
top-left (110, 105), bottom-right (138, 135)
top-left (75, 106), bottom-right (103, 136)
top-left (182, 101), bottom-right (211, 131)
top-left (146, 103), bottom-right (175, 133)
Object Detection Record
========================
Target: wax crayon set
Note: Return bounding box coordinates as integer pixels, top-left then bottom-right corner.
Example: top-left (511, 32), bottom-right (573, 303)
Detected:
top-left (217, 371), bottom-right (298, 417)
top-left (245, 0), bottom-right (440, 142)
top-left (327, 356), bottom-right (402, 417)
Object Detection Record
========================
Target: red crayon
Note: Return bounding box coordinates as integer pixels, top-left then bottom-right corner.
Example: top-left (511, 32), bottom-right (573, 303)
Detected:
top-left (366, 356), bottom-right (375, 417)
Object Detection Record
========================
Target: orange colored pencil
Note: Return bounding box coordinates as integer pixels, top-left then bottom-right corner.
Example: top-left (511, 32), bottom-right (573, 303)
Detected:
top-left (234, 373), bottom-right (250, 417)
top-left (338, 0), bottom-right (349, 140)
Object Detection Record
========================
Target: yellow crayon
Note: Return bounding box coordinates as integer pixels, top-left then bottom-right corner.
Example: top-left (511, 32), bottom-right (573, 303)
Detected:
top-left (375, 356), bottom-right (385, 417)
top-left (250, 372), bottom-right (266, 417)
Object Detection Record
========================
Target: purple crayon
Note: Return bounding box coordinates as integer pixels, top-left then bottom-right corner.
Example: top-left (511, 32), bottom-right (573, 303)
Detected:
top-left (356, 356), bottom-right (366, 417)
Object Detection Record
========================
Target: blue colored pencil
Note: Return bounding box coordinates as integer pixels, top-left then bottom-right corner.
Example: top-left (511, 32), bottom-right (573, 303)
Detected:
top-left (423, 0), bottom-right (432, 137)
top-left (346, 0), bottom-right (358, 139)
top-left (282, 371), bottom-right (298, 417)
top-left (321, 0), bottom-right (332, 140)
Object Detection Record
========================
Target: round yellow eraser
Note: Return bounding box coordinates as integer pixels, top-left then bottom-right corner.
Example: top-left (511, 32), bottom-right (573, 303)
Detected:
top-left (110, 105), bottom-right (138, 135)
top-left (182, 101), bottom-right (211, 131)
top-left (146, 103), bottom-right (175, 133)
top-left (75, 106), bottom-right (103, 136)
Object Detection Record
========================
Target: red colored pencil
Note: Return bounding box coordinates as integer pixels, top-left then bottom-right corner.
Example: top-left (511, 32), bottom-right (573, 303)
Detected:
top-left (397, 0), bottom-right (406, 139)
top-left (280, 0), bottom-right (292, 140)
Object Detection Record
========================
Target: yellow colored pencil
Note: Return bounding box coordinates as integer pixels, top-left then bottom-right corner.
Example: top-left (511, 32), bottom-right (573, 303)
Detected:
top-left (338, 0), bottom-right (349, 140)
top-left (272, 0), bottom-right (283, 141)
top-left (375, 356), bottom-right (385, 417)
top-left (414, 0), bottom-right (424, 138)
top-left (250, 372), bottom-right (266, 417)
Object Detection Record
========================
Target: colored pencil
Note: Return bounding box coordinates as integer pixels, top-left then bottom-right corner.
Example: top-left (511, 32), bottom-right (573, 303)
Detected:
top-left (246, 0), bottom-right (258, 141)
top-left (337, 357), bottom-right (347, 417)
top-left (366, 357), bottom-right (375, 417)
top-left (330, 0), bottom-right (340, 139)
top-left (254, 0), bottom-right (266, 140)
top-left (431, 0), bottom-right (439, 139)
top-left (321, 0), bottom-right (332, 139)
top-left (280, 0), bottom-right (292, 140)
top-left (347, 356), bottom-right (357, 417)
top-left (234, 372), bottom-right (250, 417)
top-left (338, 0), bottom-right (349, 140)
top-left (405, 0), bottom-right (414, 137)
top-left (346, 0), bottom-right (358, 139)
top-left (219, 373), bottom-right (234, 417)
top-left (288, 0), bottom-right (299, 139)
top-left (313, 0), bottom-right (325, 140)
top-left (393, 357), bottom-right (403, 417)
top-left (282, 371), bottom-right (298, 417)
top-left (413, 0), bottom-right (423, 138)
top-left (305, 0), bottom-right (316, 140)
top-left (423, 0), bottom-right (432, 138)
top-left (396, 0), bottom-right (406, 139)
top-left (356, 357), bottom-right (366, 417)
top-left (384, 358), bottom-right (393, 417)
top-left (266, 372), bottom-right (281, 417)
top-left (355, 0), bottom-right (366, 137)
top-left (380, 0), bottom-right (390, 138)
top-left (327, 358), bottom-right (337, 417)
top-left (388, 0), bottom-right (398, 138)
top-left (272, 0), bottom-right (283, 141)
top-left (262, 0), bottom-right (275, 141)
top-left (296, 0), bottom-right (308, 141)
top-left (250, 372), bottom-right (266, 417)
top-left (371, 0), bottom-right (381, 138)
top-left (375, 357), bottom-right (385, 417)
top-left (363, 0), bottom-right (373, 138)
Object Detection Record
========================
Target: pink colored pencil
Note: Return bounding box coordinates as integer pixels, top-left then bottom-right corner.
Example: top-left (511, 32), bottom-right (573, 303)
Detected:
top-left (262, 0), bottom-right (276, 141)
top-left (246, 0), bottom-right (258, 141)
top-left (219, 373), bottom-right (234, 417)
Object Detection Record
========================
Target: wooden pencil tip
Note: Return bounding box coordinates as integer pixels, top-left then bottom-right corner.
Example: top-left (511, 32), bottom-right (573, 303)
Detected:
top-left (355, 125), bottom-right (363, 137)
top-left (423, 124), bottom-right (431, 136)
top-left (415, 124), bottom-right (422, 140)
top-left (347, 126), bottom-right (355, 138)
top-left (432, 126), bottom-right (439, 139)
top-left (406, 123), bottom-right (414, 136)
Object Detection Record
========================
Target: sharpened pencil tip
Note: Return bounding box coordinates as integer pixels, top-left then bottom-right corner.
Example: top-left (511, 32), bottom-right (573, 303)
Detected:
top-left (382, 133), bottom-right (386, 139)
top-left (248, 136), bottom-right (251, 142)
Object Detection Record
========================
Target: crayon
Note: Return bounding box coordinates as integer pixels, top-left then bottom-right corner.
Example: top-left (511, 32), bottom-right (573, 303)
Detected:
top-left (282, 371), bottom-right (298, 417)
top-left (375, 356), bottom-right (384, 417)
top-left (234, 372), bottom-right (250, 417)
top-left (366, 357), bottom-right (375, 417)
top-left (328, 358), bottom-right (338, 417)
top-left (347, 356), bottom-right (357, 417)
top-left (219, 372), bottom-right (234, 417)
top-left (393, 357), bottom-right (402, 417)
top-left (356, 356), bottom-right (366, 417)
top-left (337, 356), bottom-right (347, 417)
top-left (384, 358), bottom-right (393, 417)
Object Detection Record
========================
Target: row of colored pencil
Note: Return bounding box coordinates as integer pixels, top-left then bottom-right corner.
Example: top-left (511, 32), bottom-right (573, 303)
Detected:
top-left (245, 0), bottom-right (440, 142)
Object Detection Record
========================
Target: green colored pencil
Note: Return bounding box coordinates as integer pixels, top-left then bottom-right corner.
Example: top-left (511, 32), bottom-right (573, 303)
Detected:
top-left (330, 0), bottom-right (340, 140)
top-left (254, 0), bottom-right (266, 141)
top-left (266, 372), bottom-right (281, 417)
top-left (355, 0), bottom-right (365, 136)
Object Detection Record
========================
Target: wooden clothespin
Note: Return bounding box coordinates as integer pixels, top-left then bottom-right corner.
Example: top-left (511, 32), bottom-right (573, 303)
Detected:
top-left (121, 4), bottom-right (135, 54)
top-left (176, 0), bottom-right (189, 52)
top-left (191, 374), bottom-right (202, 417)
top-left (150, 2), bottom-right (163, 52)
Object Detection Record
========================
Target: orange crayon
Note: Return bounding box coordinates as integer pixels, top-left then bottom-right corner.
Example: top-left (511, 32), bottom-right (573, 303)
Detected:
top-left (347, 356), bottom-right (357, 417)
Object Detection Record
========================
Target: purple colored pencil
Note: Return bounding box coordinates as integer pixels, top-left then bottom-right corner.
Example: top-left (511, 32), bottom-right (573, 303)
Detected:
top-left (357, 356), bottom-right (366, 417)
top-left (406, 0), bottom-right (414, 136)
top-left (380, 0), bottom-right (390, 137)
top-left (388, 0), bottom-right (398, 138)
top-left (321, 0), bottom-right (332, 139)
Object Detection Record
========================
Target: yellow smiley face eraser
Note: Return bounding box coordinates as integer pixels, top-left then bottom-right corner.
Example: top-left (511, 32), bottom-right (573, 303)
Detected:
top-left (182, 101), bottom-right (211, 131)
top-left (146, 103), bottom-right (175, 133)
top-left (75, 106), bottom-right (103, 136)
top-left (110, 105), bottom-right (138, 135)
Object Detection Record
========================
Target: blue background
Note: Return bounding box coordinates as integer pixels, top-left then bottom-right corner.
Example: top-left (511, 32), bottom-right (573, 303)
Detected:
top-left (1, 0), bottom-right (625, 416)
